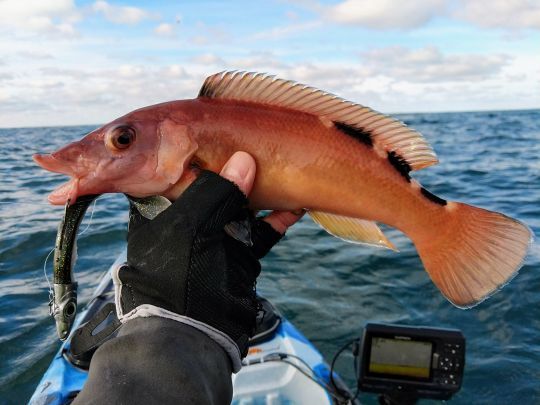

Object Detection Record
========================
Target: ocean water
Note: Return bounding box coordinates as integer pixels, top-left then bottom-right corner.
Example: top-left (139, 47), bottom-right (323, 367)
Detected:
top-left (0, 109), bottom-right (539, 404)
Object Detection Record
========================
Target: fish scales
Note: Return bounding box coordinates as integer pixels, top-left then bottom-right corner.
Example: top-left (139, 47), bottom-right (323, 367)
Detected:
top-left (172, 98), bottom-right (432, 233)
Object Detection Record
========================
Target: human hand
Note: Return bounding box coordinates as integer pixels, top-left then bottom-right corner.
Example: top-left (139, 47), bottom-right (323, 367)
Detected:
top-left (113, 151), bottom-right (303, 371)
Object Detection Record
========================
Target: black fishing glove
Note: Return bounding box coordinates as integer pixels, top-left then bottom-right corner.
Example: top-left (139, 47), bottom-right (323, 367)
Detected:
top-left (113, 170), bottom-right (283, 371)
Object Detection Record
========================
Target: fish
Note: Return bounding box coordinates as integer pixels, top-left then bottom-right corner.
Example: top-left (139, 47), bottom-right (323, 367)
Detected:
top-left (33, 70), bottom-right (533, 308)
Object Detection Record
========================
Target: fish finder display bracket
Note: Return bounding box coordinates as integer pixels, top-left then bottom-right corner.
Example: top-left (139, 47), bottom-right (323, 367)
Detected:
top-left (358, 323), bottom-right (465, 404)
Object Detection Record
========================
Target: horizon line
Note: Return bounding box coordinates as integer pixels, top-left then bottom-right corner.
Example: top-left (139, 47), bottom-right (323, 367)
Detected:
top-left (0, 107), bottom-right (538, 131)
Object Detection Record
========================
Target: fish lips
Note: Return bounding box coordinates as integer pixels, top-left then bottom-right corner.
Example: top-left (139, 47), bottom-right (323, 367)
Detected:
top-left (33, 153), bottom-right (77, 176)
top-left (33, 154), bottom-right (95, 205)
top-left (48, 178), bottom-right (80, 205)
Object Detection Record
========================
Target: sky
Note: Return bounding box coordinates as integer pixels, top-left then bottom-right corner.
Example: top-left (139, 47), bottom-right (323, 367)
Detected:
top-left (0, 0), bottom-right (539, 128)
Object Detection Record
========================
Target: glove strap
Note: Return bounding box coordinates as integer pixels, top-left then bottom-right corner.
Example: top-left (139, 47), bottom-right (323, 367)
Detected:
top-left (68, 303), bottom-right (122, 368)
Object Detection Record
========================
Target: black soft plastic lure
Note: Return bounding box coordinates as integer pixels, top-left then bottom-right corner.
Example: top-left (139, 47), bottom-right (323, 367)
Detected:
top-left (51, 194), bottom-right (100, 340)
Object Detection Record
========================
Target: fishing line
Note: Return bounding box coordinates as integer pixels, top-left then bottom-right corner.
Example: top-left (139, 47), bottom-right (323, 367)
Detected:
top-left (43, 247), bottom-right (54, 305)
top-left (77, 198), bottom-right (98, 237)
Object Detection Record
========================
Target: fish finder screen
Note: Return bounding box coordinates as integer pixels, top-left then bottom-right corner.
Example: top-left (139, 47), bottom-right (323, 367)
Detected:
top-left (369, 337), bottom-right (432, 379)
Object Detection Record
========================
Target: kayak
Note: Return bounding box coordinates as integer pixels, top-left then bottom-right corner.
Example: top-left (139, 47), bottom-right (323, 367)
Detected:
top-left (29, 252), bottom-right (358, 405)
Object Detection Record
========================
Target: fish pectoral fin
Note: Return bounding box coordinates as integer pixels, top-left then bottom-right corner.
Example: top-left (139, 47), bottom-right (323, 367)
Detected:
top-left (309, 211), bottom-right (397, 251)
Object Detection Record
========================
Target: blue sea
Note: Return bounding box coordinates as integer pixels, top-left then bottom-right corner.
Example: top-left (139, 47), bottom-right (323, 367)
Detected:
top-left (1, 109), bottom-right (539, 404)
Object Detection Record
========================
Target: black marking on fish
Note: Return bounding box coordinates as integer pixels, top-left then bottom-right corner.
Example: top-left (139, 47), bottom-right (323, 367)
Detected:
top-left (421, 187), bottom-right (447, 206)
top-left (334, 121), bottom-right (373, 147)
top-left (387, 151), bottom-right (411, 182)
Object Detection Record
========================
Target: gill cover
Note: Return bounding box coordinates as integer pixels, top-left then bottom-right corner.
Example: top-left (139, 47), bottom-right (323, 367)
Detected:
top-left (154, 118), bottom-right (199, 188)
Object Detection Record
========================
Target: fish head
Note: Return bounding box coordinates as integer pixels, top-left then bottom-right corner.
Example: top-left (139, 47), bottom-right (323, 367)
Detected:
top-left (33, 107), bottom-right (198, 205)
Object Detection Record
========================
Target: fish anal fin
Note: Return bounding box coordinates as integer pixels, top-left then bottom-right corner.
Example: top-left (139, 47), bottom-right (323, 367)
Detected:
top-left (199, 71), bottom-right (438, 171)
top-left (309, 211), bottom-right (397, 251)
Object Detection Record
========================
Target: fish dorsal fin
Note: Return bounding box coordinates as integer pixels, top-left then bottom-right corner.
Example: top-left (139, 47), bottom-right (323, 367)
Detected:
top-left (309, 211), bottom-right (397, 251)
top-left (199, 71), bottom-right (438, 171)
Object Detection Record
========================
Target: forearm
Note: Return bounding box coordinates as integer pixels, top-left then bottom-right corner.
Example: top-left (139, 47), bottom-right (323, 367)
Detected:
top-left (73, 317), bottom-right (233, 405)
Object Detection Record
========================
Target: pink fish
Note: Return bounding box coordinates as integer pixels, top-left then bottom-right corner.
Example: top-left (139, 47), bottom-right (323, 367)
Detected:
top-left (34, 71), bottom-right (533, 308)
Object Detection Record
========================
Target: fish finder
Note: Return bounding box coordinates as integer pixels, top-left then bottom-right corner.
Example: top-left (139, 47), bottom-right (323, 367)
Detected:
top-left (358, 323), bottom-right (465, 404)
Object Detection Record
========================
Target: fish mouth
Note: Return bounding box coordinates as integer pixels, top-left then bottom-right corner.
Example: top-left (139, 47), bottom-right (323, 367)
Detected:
top-left (33, 153), bottom-right (81, 205)
top-left (48, 178), bottom-right (81, 205)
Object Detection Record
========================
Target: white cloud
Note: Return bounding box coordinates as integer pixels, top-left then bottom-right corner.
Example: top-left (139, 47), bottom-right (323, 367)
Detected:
top-left (0, 0), bottom-right (75, 21)
top-left (163, 65), bottom-right (189, 78)
top-left (92, 1), bottom-right (152, 25)
top-left (15, 51), bottom-right (54, 60)
top-left (253, 20), bottom-right (322, 40)
top-left (0, 72), bottom-right (14, 80)
top-left (190, 54), bottom-right (226, 65)
top-left (0, 63), bottom-right (207, 126)
top-left (455, 0), bottom-right (540, 30)
top-left (0, 0), bottom-right (157, 33)
top-left (188, 51), bottom-right (289, 72)
top-left (314, 0), bottom-right (540, 31)
top-left (360, 46), bottom-right (510, 82)
top-left (117, 65), bottom-right (145, 78)
top-left (189, 22), bottom-right (231, 45)
top-left (154, 23), bottom-right (175, 37)
top-left (0, 88), bottom-right (9, 102)
top-left (0, 49), bottom-right (538, 128)
top-left (324, 0), bottom-right (446, 29)
top-left (0, 0), bottom-right (79, 36)
top-left (230, 52), bottom-right (289, 70)
top-left (278, 59), bottom-right (537, 115)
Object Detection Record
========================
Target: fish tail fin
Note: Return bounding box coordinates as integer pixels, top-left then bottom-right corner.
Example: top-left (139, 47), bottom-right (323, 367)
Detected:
top-left (414, 202), bottom-right (533, 308)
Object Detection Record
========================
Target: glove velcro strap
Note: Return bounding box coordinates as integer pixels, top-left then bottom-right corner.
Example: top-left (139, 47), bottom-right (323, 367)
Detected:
top-left (120, 304), bottom-right (243, 373)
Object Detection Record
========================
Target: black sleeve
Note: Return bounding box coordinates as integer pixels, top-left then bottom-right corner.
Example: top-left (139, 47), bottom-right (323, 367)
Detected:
top-left (73, 317), bottom-right (233, 405)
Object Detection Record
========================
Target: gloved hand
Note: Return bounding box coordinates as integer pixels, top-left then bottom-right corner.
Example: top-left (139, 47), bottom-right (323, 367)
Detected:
top-left (112, 152), bottom-right (303, 372)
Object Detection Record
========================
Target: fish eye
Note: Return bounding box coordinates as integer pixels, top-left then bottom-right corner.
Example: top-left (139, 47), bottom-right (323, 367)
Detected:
top-left (107, 125), bottom-right (136, 151)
